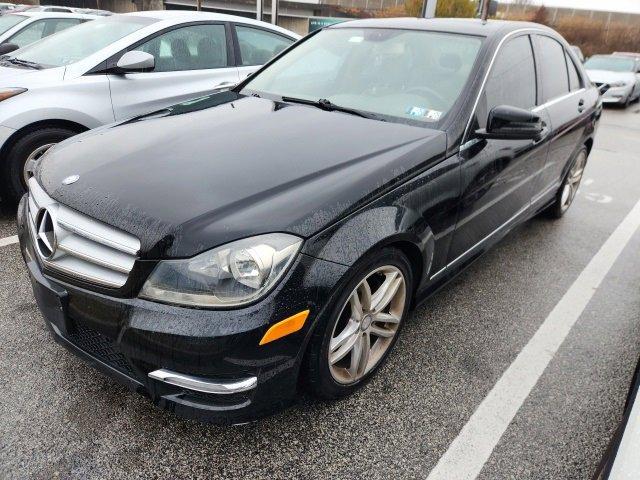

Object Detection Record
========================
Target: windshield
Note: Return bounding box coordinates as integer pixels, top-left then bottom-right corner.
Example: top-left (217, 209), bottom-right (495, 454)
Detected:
top-left (584, 55), bottom-right (635, 72)
top-left (9, 16), bottom-right (156, 68)
top-left (242, 28), bottom-right (482, 124)
top-left (0, 14), bottom-right (26, 34)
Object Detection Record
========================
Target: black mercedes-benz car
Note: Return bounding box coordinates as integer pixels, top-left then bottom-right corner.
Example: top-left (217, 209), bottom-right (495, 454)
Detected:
top-left (18, 18), bottom-right (601, 423)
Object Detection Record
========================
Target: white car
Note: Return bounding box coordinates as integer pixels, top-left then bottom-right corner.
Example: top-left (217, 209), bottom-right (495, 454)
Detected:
top-left (0, 11), bottom-right (299, 201)
top-left (584, 54), bottom-right (640, 107)
top-left (0, 12), bottom-right (97, 50)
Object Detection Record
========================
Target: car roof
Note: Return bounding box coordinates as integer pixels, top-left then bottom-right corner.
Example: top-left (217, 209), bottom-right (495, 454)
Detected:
top-left (329, 17), bottom-right (555, 39)
top-left (9, 11), bottom-right (99, 19)
top-left (122, 10), bottom-right (300, 38)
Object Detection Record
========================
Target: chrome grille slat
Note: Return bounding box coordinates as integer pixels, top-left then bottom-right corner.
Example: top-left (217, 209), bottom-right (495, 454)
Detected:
top-left (27, 178), bottom-right (140, 288)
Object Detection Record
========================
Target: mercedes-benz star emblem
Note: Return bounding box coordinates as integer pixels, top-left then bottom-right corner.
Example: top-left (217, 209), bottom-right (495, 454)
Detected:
top-left (62, 174), bottom-right (80, 185)
top-left (36, 208), bottom-right (56, 259)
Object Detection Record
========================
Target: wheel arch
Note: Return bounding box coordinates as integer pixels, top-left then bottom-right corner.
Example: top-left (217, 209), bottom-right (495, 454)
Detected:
top-left (0, 119), bottom-right (88, 162)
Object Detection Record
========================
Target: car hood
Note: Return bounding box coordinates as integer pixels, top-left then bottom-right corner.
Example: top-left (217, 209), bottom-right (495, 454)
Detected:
top-left (0, 64), bottom-right (65, 84)
top-left (37, 92), bottom-right (446, 258)
top-left (585, 69), bottom-right (635, 84)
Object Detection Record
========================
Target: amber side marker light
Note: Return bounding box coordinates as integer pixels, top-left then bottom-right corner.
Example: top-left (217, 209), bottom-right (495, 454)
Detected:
top-left (259, 310), bottom-right (310, 345)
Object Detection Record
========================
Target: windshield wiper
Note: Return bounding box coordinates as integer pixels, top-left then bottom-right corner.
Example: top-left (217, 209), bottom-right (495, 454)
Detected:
top-left (6, 57), bottom-right (42, 70)
top-left (281, 96), bottom-right (383, 121)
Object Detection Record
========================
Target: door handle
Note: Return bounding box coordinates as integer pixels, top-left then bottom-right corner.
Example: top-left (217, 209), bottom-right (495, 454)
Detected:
top-left (212, 81), bottom-right (236, 91)
top-left (578, 99), bottom-right (585, 113)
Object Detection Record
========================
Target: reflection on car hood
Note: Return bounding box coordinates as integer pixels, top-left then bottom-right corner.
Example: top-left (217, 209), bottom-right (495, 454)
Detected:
top-left (38, 92), bottom-right (447, 258)
top-left (0, 64), bottom-right (65, 84)
top-left (585, 69), bottom-right (635, 84)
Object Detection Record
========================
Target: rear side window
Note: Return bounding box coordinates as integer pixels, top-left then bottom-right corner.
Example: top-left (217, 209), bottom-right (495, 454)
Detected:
top-left (51, 18), bottom-right (83, 34)
top-left (236, 25), bottom-right (293, 66)
top-left (565, 51), bottom-right (581, 91)
top-left (536, 35), bottom-right (569, 102)
top-left (476, 35), bottom-right (536, 128)
top-left (8, 19), bottom-right (47, 48)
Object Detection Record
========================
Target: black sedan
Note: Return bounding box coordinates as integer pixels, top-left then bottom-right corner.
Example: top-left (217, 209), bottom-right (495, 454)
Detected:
top-left (17, 18), bottom-right (601, 423)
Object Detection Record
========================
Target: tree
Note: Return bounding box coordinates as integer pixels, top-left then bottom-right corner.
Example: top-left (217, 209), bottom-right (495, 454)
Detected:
top-left (380, 0), bottom-right (478, 19)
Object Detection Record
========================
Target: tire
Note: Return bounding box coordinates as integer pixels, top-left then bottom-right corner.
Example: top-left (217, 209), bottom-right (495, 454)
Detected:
top-left (304, 247), bottom-right (414, 400)
top-left (546, 146), bottom-right (588, 219)
top-left (0, 127), bottom-right (76, 203)
top-left (624, 91), bottom-right (633, 108)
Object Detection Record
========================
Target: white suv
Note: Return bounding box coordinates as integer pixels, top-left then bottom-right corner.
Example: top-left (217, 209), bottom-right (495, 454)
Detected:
top-left (0, 11), bottom-right (299, 201)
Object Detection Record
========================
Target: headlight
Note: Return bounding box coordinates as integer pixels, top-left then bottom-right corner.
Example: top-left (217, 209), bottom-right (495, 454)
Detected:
top-left (609, 81), bottom-right (628, 88)
top-left (0, 87), bottom-right (27, 102)
top-left (140, 233), bottom-right (302, 308)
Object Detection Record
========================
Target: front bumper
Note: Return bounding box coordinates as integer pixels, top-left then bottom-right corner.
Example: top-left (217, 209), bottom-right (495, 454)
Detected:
top-left (602, 86), bottom-right (634, 104)
top-left (17, 196), bottom-right (348, 424)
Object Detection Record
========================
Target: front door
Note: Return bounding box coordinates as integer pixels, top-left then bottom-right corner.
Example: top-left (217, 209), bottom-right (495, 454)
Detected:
top-left (108, 23), bottom-right (239, 120)
top-left (448, 34), bottom-right (550, 263)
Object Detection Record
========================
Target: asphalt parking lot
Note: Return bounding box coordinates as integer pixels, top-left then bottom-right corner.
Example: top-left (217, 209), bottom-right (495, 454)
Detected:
top-left (1, 105), bottom-right (640, 479)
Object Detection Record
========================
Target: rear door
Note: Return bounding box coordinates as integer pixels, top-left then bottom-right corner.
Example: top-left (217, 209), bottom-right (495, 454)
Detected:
top-left (233, 23), bottom-right (295, 80)
top-left (531, 34), bottom-right (589, 195)
top-left (108, 22), bottom-right (239, 120)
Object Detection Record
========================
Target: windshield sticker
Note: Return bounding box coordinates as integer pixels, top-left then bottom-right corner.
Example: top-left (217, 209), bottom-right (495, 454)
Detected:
top-left (406, 107), bottom-right (443, 120)
top-left (406, 106), bottom-right (428, 117)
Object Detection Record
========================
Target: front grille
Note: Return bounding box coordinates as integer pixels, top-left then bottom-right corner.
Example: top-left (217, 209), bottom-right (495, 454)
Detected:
top-left (27, 178), bottom-right (140, 288)
top-left (66, 321), bottom-right (135, 377)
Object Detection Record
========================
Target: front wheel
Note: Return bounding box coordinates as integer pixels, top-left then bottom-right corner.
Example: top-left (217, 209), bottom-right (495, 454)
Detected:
top-left (304, 248), bottom-right (413, 399)
top-left (546, 146), bottom-right (588, 219)
top-left (0, 127), bottom-right (76, 203)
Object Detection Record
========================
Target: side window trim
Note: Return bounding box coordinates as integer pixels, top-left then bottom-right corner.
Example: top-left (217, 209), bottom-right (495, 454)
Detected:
top-left (230, 22), bottom-right (295, 67)
top-left (97, 21), bottom-right (235, 74)
top-left (461, 27), bottom-right (548, 149)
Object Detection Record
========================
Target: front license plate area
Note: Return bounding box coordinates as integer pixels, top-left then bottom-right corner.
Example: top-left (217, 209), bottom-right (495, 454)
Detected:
top-left (31, 277), bottom-right (70, 335)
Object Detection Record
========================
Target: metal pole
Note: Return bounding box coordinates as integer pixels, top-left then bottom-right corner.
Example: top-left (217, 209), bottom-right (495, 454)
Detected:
top-left (421, 0), bottom-right (436, 19)
top-left (256, 0), bottom-right (262, 21)
top-left (196, 0), bottom-right (201, 11)
top-left (480, 0), bottom-right (490, 21)
top-left (271, 0), bottom-right (278, 24)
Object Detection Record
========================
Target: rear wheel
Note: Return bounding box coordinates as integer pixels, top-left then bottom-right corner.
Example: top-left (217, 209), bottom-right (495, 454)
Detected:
top-left (305, 248), bottom-right (413, 399)
top-left (0, 127), bottom-right (77, 203)
top-left (546, 146), bottom-right (588, 219)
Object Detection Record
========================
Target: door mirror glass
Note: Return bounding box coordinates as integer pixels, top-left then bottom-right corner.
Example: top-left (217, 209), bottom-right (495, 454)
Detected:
top-left (476, 105), bottom-right (544, 141)
top-left (0, 43), bottom-right (19, 55)
top-left (116, 50), bottom-right (155, 73)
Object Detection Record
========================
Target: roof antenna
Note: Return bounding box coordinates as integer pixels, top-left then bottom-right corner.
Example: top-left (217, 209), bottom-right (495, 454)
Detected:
top-left (421, 0), bottom-right (437, 19)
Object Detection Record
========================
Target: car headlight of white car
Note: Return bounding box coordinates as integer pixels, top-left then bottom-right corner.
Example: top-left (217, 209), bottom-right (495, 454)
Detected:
top-left (140, 233), bottom-right (303, 308)
top-left (0, 87), bottom-right (27, 101)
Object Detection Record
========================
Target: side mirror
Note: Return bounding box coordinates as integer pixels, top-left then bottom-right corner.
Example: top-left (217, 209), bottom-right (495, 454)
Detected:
top-left (598, 83), bottom-right (610, 95)
top-left (475, 105), bottom-right (545, 141)
top-left (0, 43), bottom-right (19, 55)
top-left (115, 50), bottom-right (154, 73)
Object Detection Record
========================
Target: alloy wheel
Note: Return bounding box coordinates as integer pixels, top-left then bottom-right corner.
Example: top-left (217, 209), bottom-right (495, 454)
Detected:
top-left (23, 143), bottom-right (56, 187)
top-left (328, 265), bottom-right (406, 384)
top-left (560, 151), bottom-right (587, 213)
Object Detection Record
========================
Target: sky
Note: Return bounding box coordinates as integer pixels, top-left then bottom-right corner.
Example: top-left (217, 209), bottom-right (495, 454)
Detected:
top-left (507, 0), bottom-right (640, 14)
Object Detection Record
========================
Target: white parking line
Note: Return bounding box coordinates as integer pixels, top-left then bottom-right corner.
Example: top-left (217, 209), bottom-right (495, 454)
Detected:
top-left (427, 197), bottom-right (640, 480)
top-left (0, 235), bottom-right (18, 248)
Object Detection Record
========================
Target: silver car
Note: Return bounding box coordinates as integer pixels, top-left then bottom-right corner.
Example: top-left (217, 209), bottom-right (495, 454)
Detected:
top-left (584, 54), bottom-right (640, 107)
top-left (0, 11), bottom-right (299, 201)
top-left (0, 12), bottom-right (97, 49)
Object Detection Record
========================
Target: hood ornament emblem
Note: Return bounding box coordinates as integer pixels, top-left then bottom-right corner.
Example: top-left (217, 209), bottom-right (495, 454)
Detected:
top-left (62, 174), bottom-right (80, 185)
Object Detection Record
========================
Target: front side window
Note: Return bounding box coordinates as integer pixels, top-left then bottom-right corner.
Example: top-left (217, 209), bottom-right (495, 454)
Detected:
top-left (9, 16), bottom-right (156, 68)
top-left (483, 35), bottom-right (537, 121)
top-left (137, 24), bottom-right (227, 72)
top-left (536, 35), bottom-right (570, 101)
top-left (0, 14), bottom-right (26, 35)
top-left (243, 28), bottom-right (483, 125)
top-left (236, 25), bottom-right (293, 66)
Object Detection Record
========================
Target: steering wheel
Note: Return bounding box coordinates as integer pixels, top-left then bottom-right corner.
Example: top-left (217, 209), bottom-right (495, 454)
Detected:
top-left (403, 86), bottom-right (448, 111)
